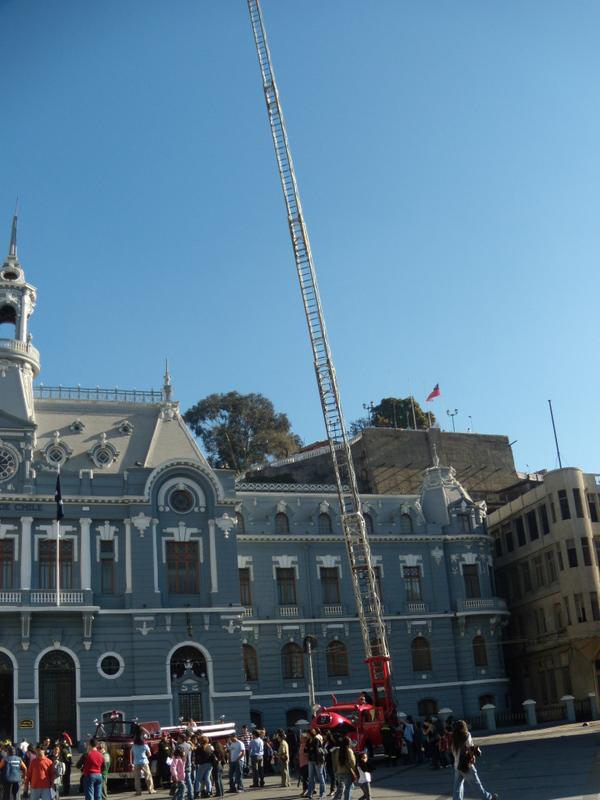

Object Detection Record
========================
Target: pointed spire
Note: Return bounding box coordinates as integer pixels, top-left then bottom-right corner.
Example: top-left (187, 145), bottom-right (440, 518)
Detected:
top-left (162, 358), bottom-right (173, 402)
top-left (8, 214), bottom-right (17, 259)
top-left (432, 443), bottom-right (440, 468)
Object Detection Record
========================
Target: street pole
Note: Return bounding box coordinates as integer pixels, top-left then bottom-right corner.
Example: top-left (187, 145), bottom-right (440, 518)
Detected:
top-left (304, 637), bottom-right (316, 710)
top-left (446, 408), bottom-right (459, 433)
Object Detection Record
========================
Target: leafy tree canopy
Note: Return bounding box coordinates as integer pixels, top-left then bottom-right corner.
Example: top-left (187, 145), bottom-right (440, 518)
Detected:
top-left (350, 396), bottom-right (434, 435)
top-left (184, 391), bottom-right (302, 473)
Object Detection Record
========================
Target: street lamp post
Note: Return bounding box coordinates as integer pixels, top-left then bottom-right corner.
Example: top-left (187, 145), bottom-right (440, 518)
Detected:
top-left (446, 408), bottom-right (459, 432)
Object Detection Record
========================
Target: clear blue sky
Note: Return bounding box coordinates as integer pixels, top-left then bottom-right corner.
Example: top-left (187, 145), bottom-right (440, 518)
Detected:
top-left (1, 0), bottom-right (599, 474)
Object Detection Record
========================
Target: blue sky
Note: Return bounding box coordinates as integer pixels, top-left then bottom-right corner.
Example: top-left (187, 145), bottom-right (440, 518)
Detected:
top-left (1, 0), bottom-right (599, 473)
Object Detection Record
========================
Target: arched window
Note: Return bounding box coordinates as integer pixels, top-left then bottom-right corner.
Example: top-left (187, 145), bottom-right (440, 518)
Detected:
top-left (286, 708), bottom-right (307, 727)
top-left (236, 512), bottom-right (246, 534)
top-left (250, 710), bottom-right (263, 729)
top-left (400, 513), bottom-right (413, 533)
top-left (473, 636), bottom-right (488, 667)
top-left (411, 637), bottom-right (432, 672)
top-left (326, 641), bottom-right (349, 677)
top-left (364, 513), bottom-right (374, 535)
top-left (243, 644), bottom-right (259, 682)
top-left (318, 513), bottom-right (332, 534)
top-left (275, 512), bottom-right (290, 534)
top-left (417, 698), bottom-right (438, 717)
top-left (281, 642), bottom-right (304, 679)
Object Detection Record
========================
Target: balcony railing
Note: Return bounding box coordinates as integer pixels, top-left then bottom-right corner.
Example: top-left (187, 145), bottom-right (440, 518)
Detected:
top-left (0, 338), bottom-right (40, 367)
top-left (457, 597), bottom-right (507, 612)
top-left (323, 604), bottom-right (343, 616)
top-left (31, 591), bottom-right (84, 604)
top-left (407, 601), bottom-right (427, 614)
top-left (242, 607), bottom-right (254, 617)
top-left (278, 605), bottom-right (299, 617)
top-left (0, 592), bottom-right (22, 604)
top-left (33, 385), bottom-right (162, 403)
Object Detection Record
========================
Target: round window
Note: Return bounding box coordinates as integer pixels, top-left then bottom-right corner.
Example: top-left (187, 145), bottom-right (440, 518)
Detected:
top-left (170, 488), bottom-right (194, 514)
top-left (46, 445), bottom-right (67, 466)
top-left (0, 447), bottom-right (18, 483)
top-left (99, 655), bottom-right (121, 677)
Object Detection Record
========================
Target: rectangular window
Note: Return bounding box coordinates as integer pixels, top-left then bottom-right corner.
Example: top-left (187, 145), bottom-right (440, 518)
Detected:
top-left (166, 541), bottom-right (199, 594)
top-left (574, 593), bottom-right (587, 623)
top-left (373, 565), bottom-right (383, 604)
top-left (494, 536), bottom-right (502, 557)
top-left (566, 538), bottom-right (578, 568)
top-left (510, 568), bottom-right (521, 599)
top-left (321, 567), bottom-right (341, 604)
top-left (545, 550), bottom-right (557, 583)
top-left (239, 567), bottom-right (252, 607)
top-left (539, 504), bottom-right (550, 535)
top-left (527, 510), bottom-right (539, 541)
top-left (515, 517), bottom-right (526, 547)
top-left (553, 602), bottom-right (563, 631)
top-left (550, 500), bottom-right (557, 524)
top-left (505, 528), bottom-right (514, 553)
top-left (533, 556), bottom-right (545, 588)
top-left (100, 539), bottom-right (115, 594)
top-left (403, 565), bottom-right (423, 602)
top-left (556, 544), bottom-right (565, 571)
top-left (561, 666), bottom-right (573, 696)
top-left (573, 488), bottom-right (584, 518)
top-left (521, 561), bottom-right (532, 593)
top-left (39, 539), bottom-right (73, 590)
top-left (588, 495), bottom-right (598, 523)
top-left (458, 514), bottom-right (472, 533)
top-left (0, 539), bottom-right (14, 590)
top-left (595, 538), bottom-right (600, 567)
top-left (463, 564), bottom-right (481, 599)
top-left (276, 567), bottom-right (297, 605)
top-left (581, 537), bottom-right (592, 566)
top-left (591, 592), bottom-right (600, 622)
top-left (488, 563), bottom-right (496, 594)
top-left (558, 490), bottom-right (571, 520)
top-left (535, 607), bottom-right (547, 635)
top-left (563, 595), bottom-right (572, 625)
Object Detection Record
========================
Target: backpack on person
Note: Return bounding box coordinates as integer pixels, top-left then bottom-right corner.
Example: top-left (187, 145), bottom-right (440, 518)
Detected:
top-left (457, 744), bottom-right (481, 774)
top-left (5, 757), bottom-right (22, 784)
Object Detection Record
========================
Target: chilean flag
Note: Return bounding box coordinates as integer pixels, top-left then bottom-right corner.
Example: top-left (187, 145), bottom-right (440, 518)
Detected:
top-left (426, 383), bottom-right (441, 402)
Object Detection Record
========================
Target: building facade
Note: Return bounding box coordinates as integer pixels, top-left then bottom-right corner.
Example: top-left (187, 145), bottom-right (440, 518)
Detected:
top-left (488, 467), bottom-right (600, 709)
top-left (0, 224), bottom-right (508, 742)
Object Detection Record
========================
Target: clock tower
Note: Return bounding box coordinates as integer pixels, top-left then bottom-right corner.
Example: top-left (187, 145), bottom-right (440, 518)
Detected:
top-left (0, 216), bottom-right (40, 422)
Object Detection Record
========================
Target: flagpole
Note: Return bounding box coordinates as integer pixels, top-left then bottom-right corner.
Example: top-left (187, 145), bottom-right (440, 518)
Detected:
top-left (56, 466), bottom-right (61, 608)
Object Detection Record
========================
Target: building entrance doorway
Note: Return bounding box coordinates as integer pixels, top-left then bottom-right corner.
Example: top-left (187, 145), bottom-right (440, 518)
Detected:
top-left (0, 653), bottom-right (13, 740)
top-left (39, 651), bottom-right (76, 742)
top-left (170, 646), bottom-right (209, 723)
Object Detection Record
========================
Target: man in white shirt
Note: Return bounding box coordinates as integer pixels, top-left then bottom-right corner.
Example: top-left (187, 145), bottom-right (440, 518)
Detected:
top-left (227, 735), bottom-right (245, 793)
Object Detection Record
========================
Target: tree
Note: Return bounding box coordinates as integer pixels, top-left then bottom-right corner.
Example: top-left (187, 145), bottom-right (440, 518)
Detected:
top-left (350, 397), bottom-right (434, 434)
top-left (184, 391), bottom-right (302, 473)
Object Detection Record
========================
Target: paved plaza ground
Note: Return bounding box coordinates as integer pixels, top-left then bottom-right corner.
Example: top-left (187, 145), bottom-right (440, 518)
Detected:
top-left (101, 722), bottom-right (600, 800)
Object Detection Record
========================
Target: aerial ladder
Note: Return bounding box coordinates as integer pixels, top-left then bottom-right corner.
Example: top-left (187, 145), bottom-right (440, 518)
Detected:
top-left (247, 0), bottom-right (395, 719)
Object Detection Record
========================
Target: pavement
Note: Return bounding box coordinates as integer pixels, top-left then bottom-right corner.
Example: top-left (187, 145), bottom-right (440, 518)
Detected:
top-left (97, 722), bottom-right (600, 800)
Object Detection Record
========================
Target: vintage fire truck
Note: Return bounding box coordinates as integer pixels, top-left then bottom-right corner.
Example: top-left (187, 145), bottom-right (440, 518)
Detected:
top-left (94, 710), bottom-right (236, 786)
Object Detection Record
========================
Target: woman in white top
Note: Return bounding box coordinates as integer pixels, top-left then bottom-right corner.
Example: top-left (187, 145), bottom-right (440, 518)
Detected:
top-left (450, 720), bottom-right (497, 800)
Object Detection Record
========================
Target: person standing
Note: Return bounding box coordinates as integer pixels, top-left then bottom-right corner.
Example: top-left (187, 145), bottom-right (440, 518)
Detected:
top-left (25, 745), bottom-right (54, 800)
top-left (170, 747), bottom-right (186, 800)
top-left (132, 734), bottom-right (155, 796)
top-left (97, 743), bottom-right (110, 800)
top-left (305, 730), bottom-right (326, 800)
top-left (59, 736), bottom-right (72, 797)
top-left (239, 728), bottom-right (252, 780)
top-left (276, 732), bottom-right (290, 788)
top-left (193, 737), bottom-right (215, 798)
top-left (355, 753), bottom-right (374, 800)
top-left (226, 735), bottom-right (245, 793)
top-left (50, 746), bottom-right (65, 800)
top-left (0, 746), bottom-right (27, 800)
top-left (248, 731), bottom-right (264, 789)
top-left (212, 742), bottom-right (226, 798)
top-left (331, 738), bottom-right (356, 800)
top-left (156, 732), bottom-right (173, 790)
top-left (80, 740), bottom-right (104, 800)
top-left (450, 721), bottom-right (497, 800)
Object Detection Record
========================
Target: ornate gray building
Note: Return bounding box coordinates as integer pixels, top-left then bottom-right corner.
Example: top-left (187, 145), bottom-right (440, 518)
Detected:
top-left (0, 223), bottom-right (508, 741)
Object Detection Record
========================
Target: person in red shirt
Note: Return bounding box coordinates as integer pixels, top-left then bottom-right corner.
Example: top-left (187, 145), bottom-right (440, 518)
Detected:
top-left (24, 746), bottom-right (54, 800)
top-left (81, 739), bottom-right (105, 800)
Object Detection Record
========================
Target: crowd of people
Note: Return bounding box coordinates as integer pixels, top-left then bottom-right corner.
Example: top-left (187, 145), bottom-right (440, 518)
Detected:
top-left (0, 717), bottom-right (496, 800)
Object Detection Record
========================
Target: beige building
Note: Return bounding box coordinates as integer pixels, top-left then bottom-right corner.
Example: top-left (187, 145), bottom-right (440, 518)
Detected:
top-left (488, 467), bottom-right (600, 709)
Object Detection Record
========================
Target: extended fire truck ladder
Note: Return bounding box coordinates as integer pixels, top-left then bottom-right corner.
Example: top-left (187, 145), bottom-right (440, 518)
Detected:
top-left (247, 0), bottom-right (394, 715)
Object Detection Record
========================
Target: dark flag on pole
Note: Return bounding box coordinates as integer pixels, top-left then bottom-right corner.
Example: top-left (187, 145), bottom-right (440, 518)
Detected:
top-left (55, 473), bottom-right (64, 520)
